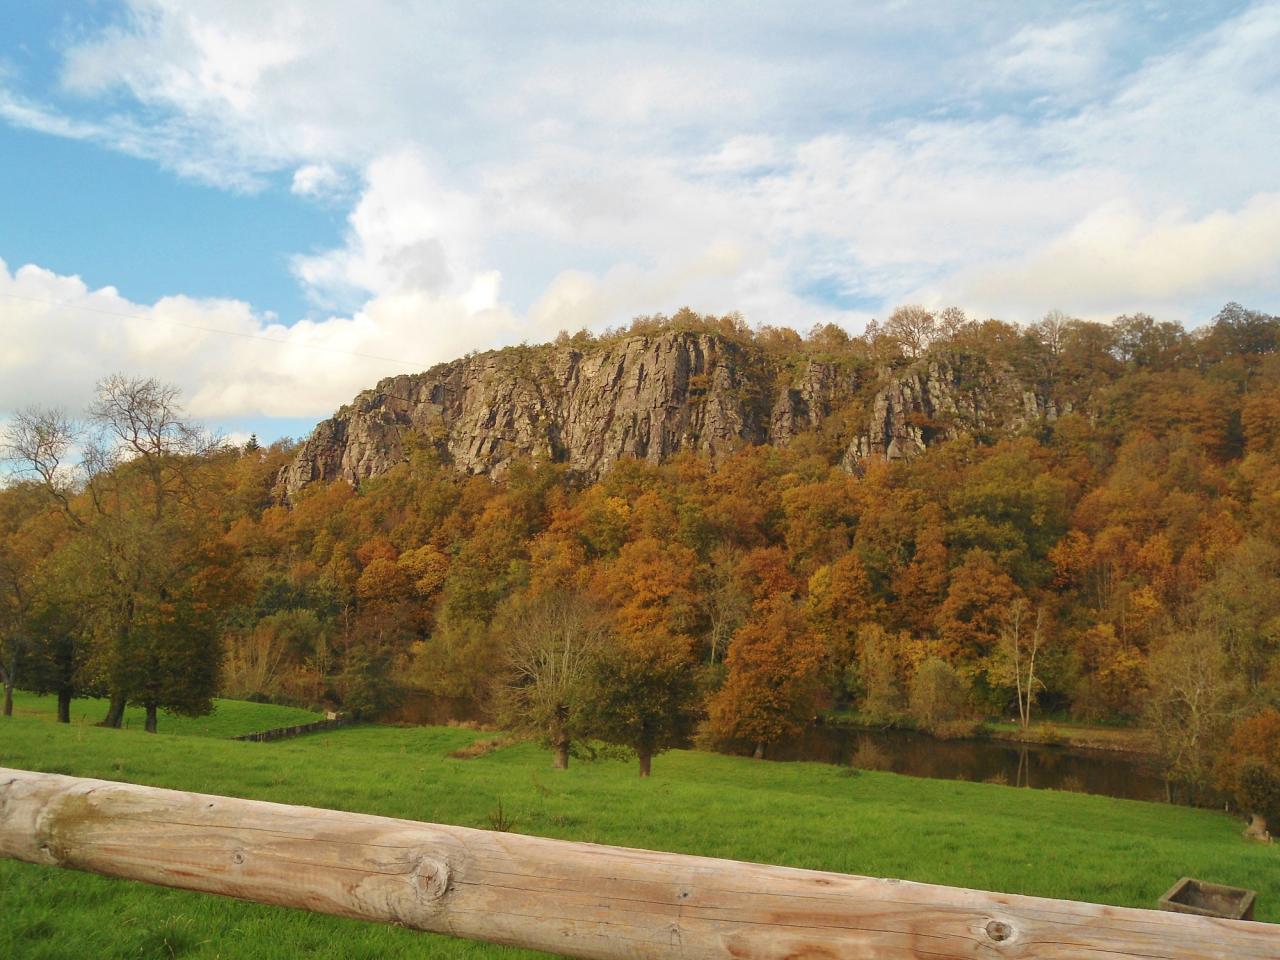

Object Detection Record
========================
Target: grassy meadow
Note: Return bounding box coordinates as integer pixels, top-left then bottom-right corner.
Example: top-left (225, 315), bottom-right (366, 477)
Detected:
top-left (1, 697), bottom-right (1277, 959)
top-left (6, 690), bottom-right (323, 739)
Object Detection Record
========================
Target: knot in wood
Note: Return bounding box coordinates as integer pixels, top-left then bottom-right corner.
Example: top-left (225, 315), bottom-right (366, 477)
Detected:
top-left (412, 855), bottom-right (451, 902)
top-left (985, 919), bottom-right (1013, 942)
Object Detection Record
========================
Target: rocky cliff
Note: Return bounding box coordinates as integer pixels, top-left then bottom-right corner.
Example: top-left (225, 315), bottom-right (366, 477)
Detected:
top-left (841, 355), bottom-right (1061, 470)
top-left (279, 332), bottom-right (1055, 499)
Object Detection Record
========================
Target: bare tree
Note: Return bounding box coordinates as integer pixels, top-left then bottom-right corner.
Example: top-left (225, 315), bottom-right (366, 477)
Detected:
top-left (1145, 629), bottom-right (1244, 788)
top-left (3, 407), bottom-right (80, 512)
top-left (936, 306), bottom-right (970, 340)
top-left (86, 375), bottom-right (215, 519)
top-left (884, 305), bottom-right (938, 359)
top-left (702, 546), bottom-right (748, 666)
top-left (998, 600), bottom-right (1048, 735)
top-left (494, 589), bottom-right (607, 769)
top-left (1032, 310), bottom-right (1072, 360)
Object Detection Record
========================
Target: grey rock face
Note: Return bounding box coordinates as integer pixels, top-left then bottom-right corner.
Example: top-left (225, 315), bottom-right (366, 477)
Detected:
top-left (768, 359), bottom-right (853, 444)
top-left (841, 356), bottom-right (1056, 471)
top-left (279, 334), bottom-right (1055, 500)
top-left (282, 333), bottom-right (818, 499)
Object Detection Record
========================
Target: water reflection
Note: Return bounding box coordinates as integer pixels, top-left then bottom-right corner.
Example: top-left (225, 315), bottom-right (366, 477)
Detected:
top-left (744, 725), bottom-right (1216, 806)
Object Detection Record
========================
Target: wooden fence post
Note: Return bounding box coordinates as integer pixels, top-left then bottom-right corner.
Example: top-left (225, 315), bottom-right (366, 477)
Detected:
top-left (0, 768), bottom-right (1274, 960)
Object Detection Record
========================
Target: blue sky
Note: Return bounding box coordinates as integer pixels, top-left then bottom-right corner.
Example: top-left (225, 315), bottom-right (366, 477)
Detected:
top-left (2, 1), bottom-right (1278, 443)
top-left (2, 122), bottom-right (341, 318)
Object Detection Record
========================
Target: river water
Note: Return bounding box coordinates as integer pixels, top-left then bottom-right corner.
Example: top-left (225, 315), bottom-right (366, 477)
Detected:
top-left (395, 691), bottom-right (1213, 807)
top-left (744, 724), bottom-right (1209, 806)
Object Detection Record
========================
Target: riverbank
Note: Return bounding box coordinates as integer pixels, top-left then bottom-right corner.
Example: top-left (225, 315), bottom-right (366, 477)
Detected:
top-left (1, 699), bottom-right (1276, 959)
top-left (984, 719), bottom-right (1156, 755)
top-left (823, 709), bottom-right (1157, 756)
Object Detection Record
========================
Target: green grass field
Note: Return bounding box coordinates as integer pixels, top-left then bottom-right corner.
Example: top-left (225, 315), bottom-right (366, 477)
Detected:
top-left (1, 699), bottom-right (1276, 959)
top-left (6, 690), bottom-right (323, 738)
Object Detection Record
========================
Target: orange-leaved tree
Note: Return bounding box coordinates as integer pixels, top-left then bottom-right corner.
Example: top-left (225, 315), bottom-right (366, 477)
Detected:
top-left (584, 537), bottom-right (703, 777)
top-left (1215, 707), bottom-right (1280, 841)
top-left (708, 595), bottom-right (825, 759)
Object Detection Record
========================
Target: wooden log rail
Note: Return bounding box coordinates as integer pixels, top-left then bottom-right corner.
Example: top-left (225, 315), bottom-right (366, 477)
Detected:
top-left (0, 768), bottom-right (1274, 960)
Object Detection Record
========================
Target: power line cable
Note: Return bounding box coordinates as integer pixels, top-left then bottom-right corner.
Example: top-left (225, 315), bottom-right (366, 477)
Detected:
top-left (0, 291), bottom-right (431, 370)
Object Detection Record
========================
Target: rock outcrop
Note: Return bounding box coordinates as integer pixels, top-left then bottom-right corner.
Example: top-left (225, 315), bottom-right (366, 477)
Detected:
top-left (841, 355), bottom-right (1058, 471)
top-left (280, 333), bottom-right (1056, 500)
top-left (281, 332), bottom-right (845, 499)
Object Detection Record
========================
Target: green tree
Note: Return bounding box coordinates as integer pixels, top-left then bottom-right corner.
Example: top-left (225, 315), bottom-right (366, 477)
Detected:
top-left (855, 624), bottom-right (906, 723)
top-left (0, 482), bottom-right (50, 716)
top-left (114, 592), bottom-right (223, 732)
top-left (584, 639), bottom-right (701, 778)
top-left (493, 588), bottom-right (607, 769)
top-left (1194, 538), bottom-right (1280, 689)
top-left (4, 377), bottom-right (227, 730)
top-left (19, 540), bottom-right (97, 722)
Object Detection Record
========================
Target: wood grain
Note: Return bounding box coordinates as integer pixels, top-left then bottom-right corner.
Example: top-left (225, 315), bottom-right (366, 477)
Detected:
top-left (1, 767), bottom-right (1275, 959)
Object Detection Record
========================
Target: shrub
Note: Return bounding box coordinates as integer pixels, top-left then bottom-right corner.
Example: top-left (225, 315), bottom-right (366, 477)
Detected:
top-left (908, 658), bottom-right (968, 732)
top-left (1236, 761), bottom-right (1280, 825)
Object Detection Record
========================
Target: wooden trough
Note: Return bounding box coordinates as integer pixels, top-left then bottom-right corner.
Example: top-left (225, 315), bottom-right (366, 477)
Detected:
top-left (1160, 876), bottom-right (1258, 922)
top-left (0, 767), bottom-right (1275, 959)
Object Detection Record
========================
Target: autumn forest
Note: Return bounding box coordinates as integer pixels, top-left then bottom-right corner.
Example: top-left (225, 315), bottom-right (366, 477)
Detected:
top-left (3, 303), bottom-right (1280, 832)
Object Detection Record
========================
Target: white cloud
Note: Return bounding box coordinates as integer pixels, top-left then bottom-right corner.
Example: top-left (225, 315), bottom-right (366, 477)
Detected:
top-left (989, 16), bottom-right (1117, 95)
top-left (697, 135), bottom-right (782, 176)
top-left (290, 163), bottom-right (343, 199)
top-left (291, 149), bottom-right (482, 307)
top-left (939, 194), bottom-right (1280, 321)
top-left (0, 85), bottom-right (268, 191)
top-left (0, 257), bottom-right (523, 423)
top-left (1, 0), bottom-right (1278, 428)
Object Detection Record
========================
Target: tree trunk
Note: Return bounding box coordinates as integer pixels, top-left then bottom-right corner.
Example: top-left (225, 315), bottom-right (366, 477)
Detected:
top-left (638, 749), bottom-right (652, 778)
top-left (1243, 812), bottom-right (1272, 843)
top-left (57, 688), bottom-right (72, 723)
top-left (144, 702), bottom-right (158, 734)
top-left (752, 741), bottom-right (766, 760)
top-left (2, 654), bottom-right (14, 716)
top-left (552, 739), bottom-right (570, 770)
top-left (102, 692), bottom-right (126, 728)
